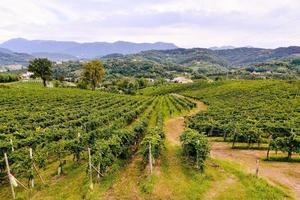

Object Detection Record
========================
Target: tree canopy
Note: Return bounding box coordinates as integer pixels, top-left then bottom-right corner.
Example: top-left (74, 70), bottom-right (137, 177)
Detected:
top-left (28, 58), bottom-right (52, 87)
top-left (83, 60), bottom-right (105, 90)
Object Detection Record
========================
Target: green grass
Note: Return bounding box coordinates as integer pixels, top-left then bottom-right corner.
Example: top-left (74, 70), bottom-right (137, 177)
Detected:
top-left (147, 143), bottom-right (220, 200)
top-left (263, 156), bottom-right (300, 163)
top-left (0, 154), bottom-right (127, 200)
top-left (139, 174), bottom-right (159, 194)
top-left (213, 159), bottom-right (293, 200)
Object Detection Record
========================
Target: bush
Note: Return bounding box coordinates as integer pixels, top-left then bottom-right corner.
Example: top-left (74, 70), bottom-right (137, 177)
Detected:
top-left (140, 128), bottom-right (164, 163)
top-left (76, 78), bottom-right (88, 89)
top-left (0, 84), bottom-right (10, 89)
top-left (0, 73), bottom-right (19, 83)
top-left (180, 129), bottom-right (210, 171)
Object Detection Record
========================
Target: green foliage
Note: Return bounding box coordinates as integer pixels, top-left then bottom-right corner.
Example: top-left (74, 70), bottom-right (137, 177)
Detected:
top-left (83, 60), bottom-right (105, 90)
top-left (28, 58), bottom-right (53, 87)
top-left (0, 84), bottom-right (153, 182)
top-left (271, 131), bottom-right (300, 159)
top-left (76, 78), bottom-right (88, 89)
top-left (140, 128), bottom-right (164, 162)
top-left (180, 129), bottom-right (210, 171)
top-left (52, 61), bottom-right (83, 80)
top-left (180, 80), bottom-right (299, 156)
top-left (0, 73), bottom-right (19, 83)
top-left (139, 95), bottom-right (195, 167)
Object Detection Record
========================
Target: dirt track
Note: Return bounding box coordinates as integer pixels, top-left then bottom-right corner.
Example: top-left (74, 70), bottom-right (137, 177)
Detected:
top-left (211, 142), bottom-right (300, 199)
top-left (165, 100), bottom-right (206, 146)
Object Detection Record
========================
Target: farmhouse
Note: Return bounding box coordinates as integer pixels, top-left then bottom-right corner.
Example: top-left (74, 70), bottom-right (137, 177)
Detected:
top-left (21, 71), bottom-right (34, 79)
top-left (172, 77), bottom-right (193, 83)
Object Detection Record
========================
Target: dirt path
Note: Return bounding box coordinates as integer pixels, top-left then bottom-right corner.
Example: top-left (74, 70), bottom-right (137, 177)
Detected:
top-left (211, 142), bottom-right (300, 199)
top-left (151, 99), bottom-right (210, 199)
top-left (165, 117), bottom-right (185, 145)
top-left (166, 99), bottom-right (206, 145)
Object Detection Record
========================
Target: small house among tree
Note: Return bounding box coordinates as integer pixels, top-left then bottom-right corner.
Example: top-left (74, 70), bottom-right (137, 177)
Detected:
top-left (21, 71), bottom-right (34, 79)
top-left (172, 77), bottom-right (193, 83)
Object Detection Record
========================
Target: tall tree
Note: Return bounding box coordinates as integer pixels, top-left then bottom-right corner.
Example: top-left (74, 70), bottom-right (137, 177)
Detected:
top-left (28, 58), bottom-right (52, 87)
top-left (83, 60), bottom-right (105, 90)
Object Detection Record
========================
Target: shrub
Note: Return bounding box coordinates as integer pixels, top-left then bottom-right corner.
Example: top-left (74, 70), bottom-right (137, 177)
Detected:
top-left (180, 128), bottom-right (210, 171)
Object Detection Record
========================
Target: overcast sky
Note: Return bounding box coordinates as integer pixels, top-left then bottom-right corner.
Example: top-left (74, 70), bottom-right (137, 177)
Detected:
top-left (0, 0), bottom-right (299, 48)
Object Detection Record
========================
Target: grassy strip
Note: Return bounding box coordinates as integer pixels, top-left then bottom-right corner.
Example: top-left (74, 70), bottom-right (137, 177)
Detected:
top-left (213, 159), bottom-right (293, 200)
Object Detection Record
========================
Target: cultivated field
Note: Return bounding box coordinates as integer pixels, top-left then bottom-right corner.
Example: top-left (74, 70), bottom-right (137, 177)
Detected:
top-left (0, 80), bottom-right (299, 199)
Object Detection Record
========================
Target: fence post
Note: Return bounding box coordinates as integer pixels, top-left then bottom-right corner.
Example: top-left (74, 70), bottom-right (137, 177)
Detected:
top-left (29, 148), bottom-right (35, 188)
top-left (10, 139), bottom-right (14, 152)
top-left (256, 159), bottom-right (259, 176)
top-left (4, 153), bottom-right (16, 199)
top-left (88, 148), bottom-right (93, 190)
top-left (149, 143), bottom-right (153, 175)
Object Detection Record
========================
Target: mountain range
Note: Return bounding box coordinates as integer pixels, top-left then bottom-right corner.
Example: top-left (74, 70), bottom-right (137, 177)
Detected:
top-left (0, 38), bottom-right (300, 72)
top-left (0, 38), bottom-right (177, 59)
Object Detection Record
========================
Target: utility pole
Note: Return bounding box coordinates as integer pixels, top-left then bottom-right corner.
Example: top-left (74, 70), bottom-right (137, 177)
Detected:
top-left (4, 153), bottom-right (16, 199)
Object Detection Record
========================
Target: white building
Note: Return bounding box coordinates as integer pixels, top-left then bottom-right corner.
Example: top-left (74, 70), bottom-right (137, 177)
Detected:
top-left (21, 71), bottom-right (34, 79)
top-left (172, 77), bottom-right (193, 83)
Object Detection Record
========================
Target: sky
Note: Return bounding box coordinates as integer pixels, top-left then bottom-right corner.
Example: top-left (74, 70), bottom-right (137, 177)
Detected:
top-left (0, 0), bottom-right (300, 48)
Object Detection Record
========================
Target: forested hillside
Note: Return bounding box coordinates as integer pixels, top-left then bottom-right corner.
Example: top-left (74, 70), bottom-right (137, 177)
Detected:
top-left (0, 48), bottom-right (32, 66)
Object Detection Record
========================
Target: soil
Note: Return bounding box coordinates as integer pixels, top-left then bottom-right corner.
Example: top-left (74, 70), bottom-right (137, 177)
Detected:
top-left (165, 98), bottom-right (206, 146)
top-left (211, 142), bottom-right (300, 199)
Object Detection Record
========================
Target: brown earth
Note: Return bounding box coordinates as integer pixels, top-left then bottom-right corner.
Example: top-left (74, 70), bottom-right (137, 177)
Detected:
top-left (165, 98), bottom-right (206, 146)
top-left (211, 142), bottom-right (300, 199)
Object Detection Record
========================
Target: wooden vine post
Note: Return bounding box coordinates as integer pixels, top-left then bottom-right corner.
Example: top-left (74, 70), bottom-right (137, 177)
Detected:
top-left (266, 134), bottom-right (272, 160)
top-left (29, 148), bottom-right (34, 188)
top-left (10, 139), bottom-right (14, 152)
top-left (196, 140), bottom-right (199, 169)
top-left (97, 153), bottom-right (101, 179)
top-left (4, 153), bottom-right (16, 199)
top-left (256, 159), bottom-right (259, 176)
top-left (149, 143), bottom-right (153, 175)
top-left (88, 148), bottom-right (93, 190)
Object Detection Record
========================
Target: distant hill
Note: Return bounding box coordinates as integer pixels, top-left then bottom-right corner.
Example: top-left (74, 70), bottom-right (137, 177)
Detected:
top-left (215, 46), bottom-right (300, 66)
top-left (97, 47), bottom-right (300, 78)
top-left (0, 47), bottom-right (32, 65)
top-left (0, 38), bottom-right (178, 59)
top-left (209, 46), bottom-right (236, 50)
top-left (134, 48), bottom-right (228, 66)
top-left (132, 46), bottom-right (300, 67)
top-left (32, 52), bottom-right (78, 61)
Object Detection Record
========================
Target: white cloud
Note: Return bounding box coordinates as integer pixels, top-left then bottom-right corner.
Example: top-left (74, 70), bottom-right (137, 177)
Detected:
top-left (0, 0), bottom-right (300, 48)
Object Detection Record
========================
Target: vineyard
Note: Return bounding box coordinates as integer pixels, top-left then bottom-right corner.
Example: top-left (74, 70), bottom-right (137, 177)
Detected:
top-left (181, 80), bottom-right (300, 160)
top-left (140, 80), bottom-right (300, 160)
top-left (0, 83), bottom-right (196, 199)
top-left (0, 80), bottom-right (299, 199)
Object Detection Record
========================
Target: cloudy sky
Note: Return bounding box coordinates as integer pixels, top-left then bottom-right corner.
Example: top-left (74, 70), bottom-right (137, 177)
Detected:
top-left (0, 0), bottom-right (299, 48)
